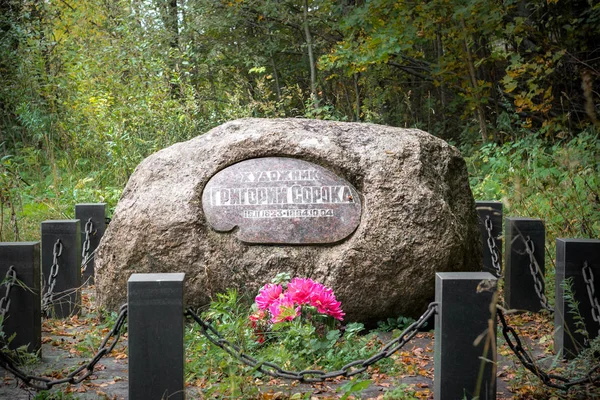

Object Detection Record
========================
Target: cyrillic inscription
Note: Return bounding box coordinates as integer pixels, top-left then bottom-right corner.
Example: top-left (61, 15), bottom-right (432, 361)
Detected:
top-left (209, 186), bottom-right (354, 207)
top-left (202, 157), bottom-right (361, 244)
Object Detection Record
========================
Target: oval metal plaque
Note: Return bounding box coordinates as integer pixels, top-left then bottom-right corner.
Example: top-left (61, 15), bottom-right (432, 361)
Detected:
top-left (202, 157), bottom-right (361, 244)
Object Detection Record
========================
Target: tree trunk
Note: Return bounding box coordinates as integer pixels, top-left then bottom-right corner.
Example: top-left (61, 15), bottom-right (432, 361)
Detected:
top-left (270, 53), bottom-right (281, 101)
top-left (436, 32), bottom-right (447, 131)
top-left (461, 20), bottom-right (488, 143)
top-left (303, 0), bottom-right (318, 106)
top-left (158, 0), bottom-right (180, 97)
top-left (354, 73), bottom-right (361, 121)
top-left (165, 0), bottom-right (179, 49)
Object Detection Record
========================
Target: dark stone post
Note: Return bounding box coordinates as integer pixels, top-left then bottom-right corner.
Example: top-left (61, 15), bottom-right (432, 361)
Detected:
top-left (128, 273), bottom-right (185, 400)
top-left (434, 272), bottom-right (497, 400)
top-left (0, 242), bottom-right (41, 354)
top-left (554, 238), bottom-right (600, 359)
top-left (41, 220), bottom-right (81, 318)
top-left (504, 218), bottom-right (546, 312)
top-left (75, 203), bottom-right (107, 284)
top-left (476, 201), bottom-right (503, 276)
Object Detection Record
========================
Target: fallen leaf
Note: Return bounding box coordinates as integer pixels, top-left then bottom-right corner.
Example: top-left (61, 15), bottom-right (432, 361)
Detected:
top-left (412, 347), bottom-right (424, 356)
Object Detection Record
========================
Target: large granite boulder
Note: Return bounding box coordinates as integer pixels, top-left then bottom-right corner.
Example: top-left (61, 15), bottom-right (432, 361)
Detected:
top-left (95, 118), bottom-right (481, 324)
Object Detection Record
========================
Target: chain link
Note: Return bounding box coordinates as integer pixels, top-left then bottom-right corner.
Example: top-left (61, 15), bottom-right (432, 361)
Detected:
top-left (582, 261), bottom-right (600, 337)
top-left (0, 266), bottom-right (17, 323)
top-left (524, 236), bottom-right (554, 312)
top-left (0, 303), bottom-right (127, 390)
top-left (81, 250), bottom-right (97, 276)
top-left (81, 218), bottom-right (94, 273)
top-left (498, 308), bottom-right (600, 390)
top-left (484, 216), bottom-right (502, 277)
top-left (42, 239), bottom-right (63, 316)
top-left (186, 302), bottom-right (437, 382)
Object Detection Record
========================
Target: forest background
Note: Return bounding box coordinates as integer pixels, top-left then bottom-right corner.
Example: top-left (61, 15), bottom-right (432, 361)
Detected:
top-left (0, 0), bottom-right (598, 261)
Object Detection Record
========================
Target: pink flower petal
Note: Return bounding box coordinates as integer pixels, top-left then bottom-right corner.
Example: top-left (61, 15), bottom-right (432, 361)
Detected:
top-left (255, 283), bottom-right (283, 310)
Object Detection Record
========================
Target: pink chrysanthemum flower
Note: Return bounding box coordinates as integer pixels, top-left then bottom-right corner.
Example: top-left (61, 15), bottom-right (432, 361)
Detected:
top-left (269, 293), bottom-right (301, 323)
top-left (310, 286), bottom-right (345, 321)
top-left (287, 277), bottom-right (317, 305)
top-left (255, 283), bottom-right (283, 310)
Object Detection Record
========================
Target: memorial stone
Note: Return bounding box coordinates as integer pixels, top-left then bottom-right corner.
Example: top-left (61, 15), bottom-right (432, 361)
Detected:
top-left (96, 118), bottom-right (482, 323)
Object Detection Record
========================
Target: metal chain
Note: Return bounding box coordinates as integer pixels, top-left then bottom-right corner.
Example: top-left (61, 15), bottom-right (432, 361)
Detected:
top-left (524, 236), bottom-right (554, 312)
top-left (41, 239), bottom-right (63, 316)
top-left (582, 261), bottom-right (600, 337)
top-left (186, 302), bottom-right (437, 382)
top-left (0, 266), bottom-right (17, 323)
top-left (81, 218), bottom-right (94, 273)
top-left (484, 216), bottom-right (502, 277)
top-left (498, 308), bottom-right (600, 390)
top-left (81, 249), bottom-right (97, 276)
top-left (0, 303), bottom-right (127, 390)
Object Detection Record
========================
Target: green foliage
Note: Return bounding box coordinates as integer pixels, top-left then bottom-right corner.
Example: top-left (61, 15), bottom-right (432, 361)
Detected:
top-left (323, 0), bottom-right (600, 141)
top-left (338, 378), bottom-right (372, 400)
top-left (376, 316), bottom-right (417, 333)
top-left (561, 277), bottom-right (589, 345)
top-left (466, 129), bottom-right (600, 306)
top-left (569, 335), bottom-right (600, 389)
top-left (0, 150), bottom-right (23, 241)
top-left (32, 392), bottom-right (78, 400)
top-left (72, 305), bottom-right (128, 358)
top-left (270, 272), bottom-right (292, 286)
top-left (185, 289), bottom-right (397, 397)
top-left (2, 0), bottom-right (596, 184)
top-left (1, 1), bottom-right (598, 240)
top-left (382, 383), bottom-right (419, 400)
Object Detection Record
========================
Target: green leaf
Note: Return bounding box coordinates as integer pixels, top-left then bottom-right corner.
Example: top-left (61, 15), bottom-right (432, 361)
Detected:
top-left (339, 379), bottom-right (372, 400)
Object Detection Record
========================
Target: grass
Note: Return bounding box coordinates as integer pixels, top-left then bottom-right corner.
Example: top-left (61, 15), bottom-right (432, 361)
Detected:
top-left (184, 288), bottom-right (406, 398)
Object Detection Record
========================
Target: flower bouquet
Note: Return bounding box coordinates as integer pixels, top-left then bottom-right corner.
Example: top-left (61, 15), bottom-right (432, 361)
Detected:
top-left (249, 277), bottom-right (345, 347)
